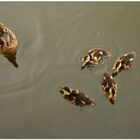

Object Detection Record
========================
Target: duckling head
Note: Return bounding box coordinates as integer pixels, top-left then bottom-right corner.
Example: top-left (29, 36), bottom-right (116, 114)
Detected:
top-left (112, 59), bottom-right (122, 77)
top-left (124, 52), bottom-right (136, 61)
top-left (81, 54), bottom-right (90, 70)
top-left (105, 87), bottom-right (117, 105)
top-left (59, 86), bottom-right (72, 96)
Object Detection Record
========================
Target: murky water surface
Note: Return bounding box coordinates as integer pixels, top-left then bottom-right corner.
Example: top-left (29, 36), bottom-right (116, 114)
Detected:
top-left (0, 2), bottom-right (140, 138)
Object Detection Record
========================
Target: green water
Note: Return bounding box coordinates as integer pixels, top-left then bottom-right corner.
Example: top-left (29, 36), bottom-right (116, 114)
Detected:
top-left (0, 2), bottom-right (139, 138)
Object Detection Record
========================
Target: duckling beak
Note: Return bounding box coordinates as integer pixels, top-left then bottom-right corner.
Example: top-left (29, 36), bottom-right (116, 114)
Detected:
top-left (105, 92), bottom-right (115, 105)
top-left (81, 61), bottom-right (88, 70)
top-left (59, 86), bottom-right (65, 95)
top-left (112, 72), bottom-right (118, 77)
top-left (109, 98), bottom-right (115, 105)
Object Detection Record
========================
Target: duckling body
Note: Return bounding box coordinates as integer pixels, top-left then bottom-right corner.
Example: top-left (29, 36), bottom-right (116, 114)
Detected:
top-left (101, 72), bottom-right (118, 104)
top-left (81, 48), bottom-right (112, 70)
top-left (0, 23), bottom-right (18, 56)
top-left (60, 86), bottom-right (96, 107)
top-left (112, 52), bottom-right (136, 77)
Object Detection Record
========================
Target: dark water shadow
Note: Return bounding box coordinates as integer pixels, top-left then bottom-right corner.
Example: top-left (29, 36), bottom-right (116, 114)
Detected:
top-left (4, 52), bottom-right (19, 68)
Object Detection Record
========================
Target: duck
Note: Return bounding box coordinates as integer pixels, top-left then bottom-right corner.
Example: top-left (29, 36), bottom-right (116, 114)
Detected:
top-left (101, 72), bottom-right (118, 104)
top-left (0, 23), bottom-right (18, 56)
top-left (112, 52), bottom-right (136, 77)
top-left (81, 48), bottom-right (112, 70)
top-left (59, 86), bottom-right (96, 107)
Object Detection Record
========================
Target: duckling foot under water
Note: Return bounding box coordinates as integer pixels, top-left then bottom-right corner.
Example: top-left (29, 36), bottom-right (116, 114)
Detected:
top-left (59, 86), bottom-right (96, 107)
top-left (81, 48), bottom-right (112, 70)
top-left (112, 52), bottom-right (136, 77)
top-left (101, 72), bottom-right (118, 104)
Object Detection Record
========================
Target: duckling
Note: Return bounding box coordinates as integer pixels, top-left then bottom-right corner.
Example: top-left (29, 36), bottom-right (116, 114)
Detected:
top-left (0, 23), bottom-right (18, 56)
top-left (101, 72), bottom-right (118, 104)
top-left (81, 48), bottom-right (112, 70)
top-left (59, 86), bottom-right (96, 107)
top-left (112, 52), bottom-right (136, 77)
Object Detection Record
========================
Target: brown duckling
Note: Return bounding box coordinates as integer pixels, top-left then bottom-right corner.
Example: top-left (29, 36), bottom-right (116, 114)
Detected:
top-left (81, 48), bottom-right (112, 70)
top-left (112, 52), bottom-right (136, 77)
top-left (0, 23), bottom-right (18, 56)
top-left (59, 86), bottom-right (96, 107)
top-left (101, 72), bottom-right (118, 104)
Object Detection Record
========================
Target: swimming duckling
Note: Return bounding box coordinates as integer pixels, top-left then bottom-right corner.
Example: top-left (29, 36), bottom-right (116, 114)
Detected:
top-left (112, 52), bottom-right (136, 77)
top-left (59, 86), bottom-right (96, 107)
top-left (101, 72), bottom-right (118, 104)
top-left (0, 23), bottom-right (18, 56)
top-left (81, 48), bottom-right (112, 70)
